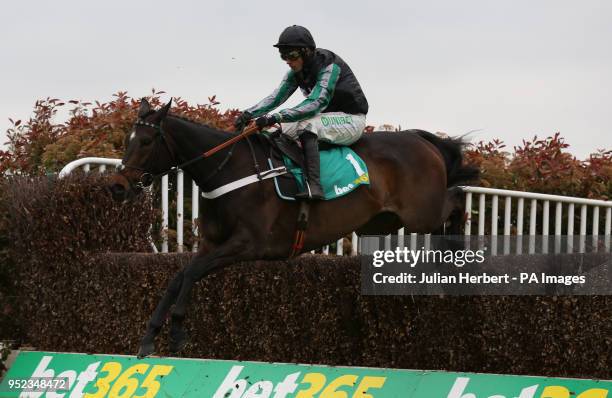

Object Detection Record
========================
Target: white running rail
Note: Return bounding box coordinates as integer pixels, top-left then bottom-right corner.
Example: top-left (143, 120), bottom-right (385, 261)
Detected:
top-left (462, 186), bottom-right (611, 254)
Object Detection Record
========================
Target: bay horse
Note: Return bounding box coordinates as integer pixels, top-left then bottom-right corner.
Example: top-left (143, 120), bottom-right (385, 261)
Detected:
top-left (109, 99), bottom-right (479, 357)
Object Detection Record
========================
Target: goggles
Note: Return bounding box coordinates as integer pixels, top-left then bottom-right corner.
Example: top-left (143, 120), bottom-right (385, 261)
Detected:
top-left (280, 49), bottom-right (301, 61)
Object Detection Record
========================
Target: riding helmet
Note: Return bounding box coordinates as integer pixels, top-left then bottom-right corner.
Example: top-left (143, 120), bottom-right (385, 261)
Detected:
top-left (273, 25), bottom-right (316, 49)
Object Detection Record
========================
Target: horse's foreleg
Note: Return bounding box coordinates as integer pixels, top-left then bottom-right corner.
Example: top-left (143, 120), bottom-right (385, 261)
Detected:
top-left (137, 270), bottom-right (184, 358)
top-left (168, 236), bottom-right (252, 353)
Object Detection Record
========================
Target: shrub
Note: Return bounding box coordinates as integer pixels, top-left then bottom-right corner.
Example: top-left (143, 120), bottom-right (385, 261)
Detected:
top-left (0, 91), bottom-right (239, 175)
top-left (463, 133), bottom-right (611, 200)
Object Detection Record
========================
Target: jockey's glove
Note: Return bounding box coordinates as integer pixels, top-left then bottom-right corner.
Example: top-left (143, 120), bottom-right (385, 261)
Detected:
top-left (255, 114), bottom-right (280, 130)
top-left (234, 111), bottom-right (253, 131)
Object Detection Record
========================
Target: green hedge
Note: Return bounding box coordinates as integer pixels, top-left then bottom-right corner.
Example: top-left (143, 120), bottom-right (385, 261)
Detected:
top-left (0, 173), bottom-right (154, 341)
top-left (11, 251), bottom-right (612, 379)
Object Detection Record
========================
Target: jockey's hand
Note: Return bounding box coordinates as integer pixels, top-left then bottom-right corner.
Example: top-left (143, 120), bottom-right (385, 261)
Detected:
top-left (255, 114), bottom-right (279, 130)
top-left (234, 111), bottom-right (252, 131)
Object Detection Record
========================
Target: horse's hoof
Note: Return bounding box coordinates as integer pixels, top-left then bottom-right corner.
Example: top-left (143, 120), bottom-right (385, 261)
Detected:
top-left (169, 338), bottom-right (187, 354)
top-left (168, 330), bottom-right (188, 353)
top-left (137, 342), bottom-right (156, 359)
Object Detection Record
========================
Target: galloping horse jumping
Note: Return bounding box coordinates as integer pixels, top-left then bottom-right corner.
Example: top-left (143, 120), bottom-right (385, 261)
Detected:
top-left (109, 99), bottom-right (479, 357)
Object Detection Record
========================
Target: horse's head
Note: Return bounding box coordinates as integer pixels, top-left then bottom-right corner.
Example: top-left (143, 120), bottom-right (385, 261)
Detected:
top-left (108, 98), bottom-right (174, 201)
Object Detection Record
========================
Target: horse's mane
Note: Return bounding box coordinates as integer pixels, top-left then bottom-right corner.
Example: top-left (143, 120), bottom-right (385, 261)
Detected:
top-left (167, 113), bottom-right (238, 137)
top-left (168, 113), bottom-right (212, 128)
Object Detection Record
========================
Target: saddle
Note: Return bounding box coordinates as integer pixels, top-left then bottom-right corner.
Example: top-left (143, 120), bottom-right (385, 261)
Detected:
top-left (259, 131), bottom-right (303, 199)
top-left (260, 130), bottom-right (346, 200)
top-left (264, 130), bottom-right (340, 166)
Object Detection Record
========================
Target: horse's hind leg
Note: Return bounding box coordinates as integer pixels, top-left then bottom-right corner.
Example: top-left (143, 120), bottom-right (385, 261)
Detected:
top-left (440, 186), bottom-right (465, 234)
top-left (394, 186), bottom-right (462, 234)
top-left (355, 211), bottom-right (403, 235)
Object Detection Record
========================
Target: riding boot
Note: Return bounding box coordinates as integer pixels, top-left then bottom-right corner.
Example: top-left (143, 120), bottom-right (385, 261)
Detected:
top-left (295, 131), bottom-right (325, 200)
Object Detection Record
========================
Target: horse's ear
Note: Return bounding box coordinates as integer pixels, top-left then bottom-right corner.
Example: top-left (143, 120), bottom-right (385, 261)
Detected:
top-left (138, 98), bottom-right (151, 117)
top-left (152, 98), bottom-right (172, 122)
top-left (161, 98), bottom-right (172, 117)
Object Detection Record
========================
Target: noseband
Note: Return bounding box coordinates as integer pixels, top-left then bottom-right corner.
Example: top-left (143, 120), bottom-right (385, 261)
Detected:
top-left (120, 118), bottom-right (247, 192)
top-left (120, 119), bottom-right (177, 190)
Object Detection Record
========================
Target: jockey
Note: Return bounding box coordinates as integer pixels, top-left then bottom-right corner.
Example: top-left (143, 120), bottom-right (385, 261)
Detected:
top-left (234, 25), bottom-right (369, 200)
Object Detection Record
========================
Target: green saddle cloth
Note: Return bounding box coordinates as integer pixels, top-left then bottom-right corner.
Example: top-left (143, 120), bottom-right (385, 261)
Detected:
top-left (283, 146), bottom-right (369, 200)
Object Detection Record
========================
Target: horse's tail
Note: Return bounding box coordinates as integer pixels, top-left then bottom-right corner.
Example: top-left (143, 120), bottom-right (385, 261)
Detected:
top-left (412, 130), bottom-right (480, 187)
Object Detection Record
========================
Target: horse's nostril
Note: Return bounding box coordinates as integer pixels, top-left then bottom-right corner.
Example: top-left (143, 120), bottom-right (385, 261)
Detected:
top-left (111, 184), bottom-right (125, 194)
top-left (109, 183), bottom-right (127, 200)
top-left (141, 174), bottom-right (153, 187)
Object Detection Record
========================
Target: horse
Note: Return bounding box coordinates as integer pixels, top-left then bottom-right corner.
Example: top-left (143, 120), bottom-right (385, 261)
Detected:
top-left (108, 98), bottom-right (479, 357)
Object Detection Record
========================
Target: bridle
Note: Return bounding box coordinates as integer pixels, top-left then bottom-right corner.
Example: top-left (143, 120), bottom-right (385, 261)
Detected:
top-left (120, 117), bottom-right (262, 191)
top-left (120, 118), bottom-right (179, 190)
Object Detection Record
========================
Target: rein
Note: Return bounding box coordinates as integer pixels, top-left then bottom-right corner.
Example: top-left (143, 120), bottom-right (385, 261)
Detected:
top-left (123, 116), bottom-right (309, 257)
top-left (122, 119), bottom-right (261, 189)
